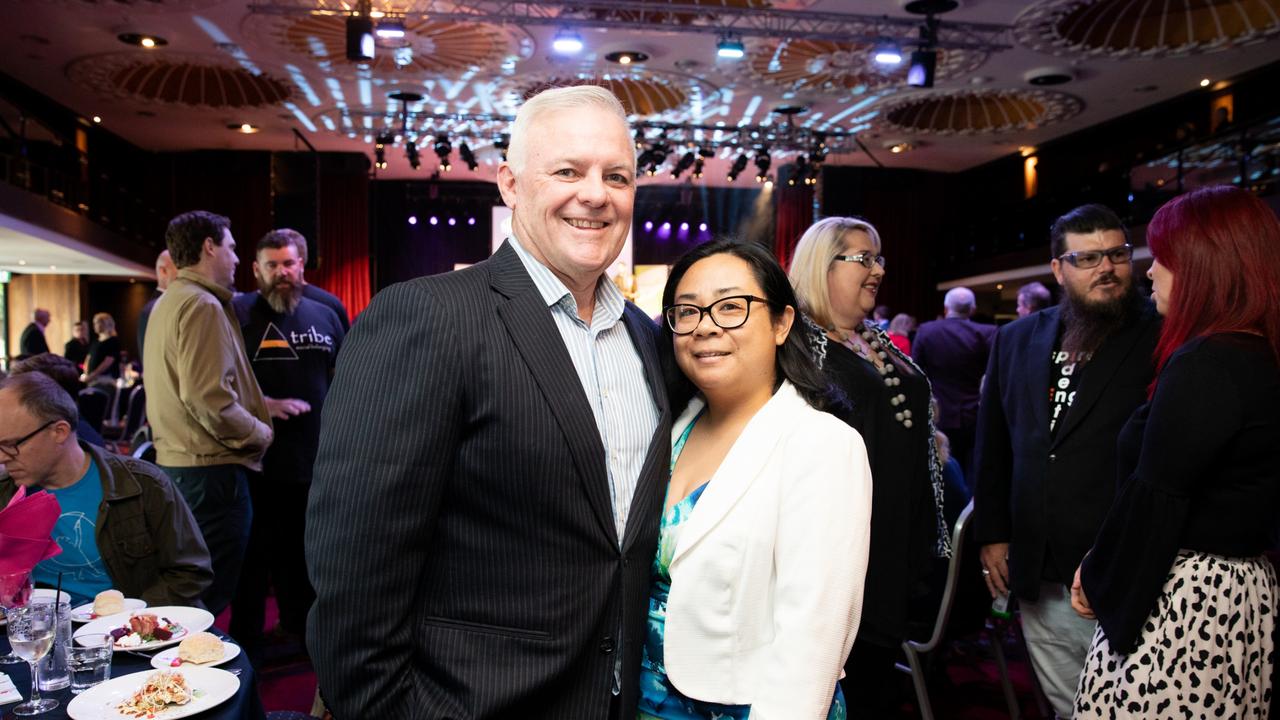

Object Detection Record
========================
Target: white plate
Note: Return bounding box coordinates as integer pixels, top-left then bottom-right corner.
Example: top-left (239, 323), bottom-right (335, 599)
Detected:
top-left (150, 641), bottom-right (241, 670)
top-left (71, 598), bottom-right (148, 623)
top-left (66, 666), bottom-right (240, 720)
top-left (30, 589), bottom-right (72, 605)
top-left (74, 606), bottom-right (215, 652)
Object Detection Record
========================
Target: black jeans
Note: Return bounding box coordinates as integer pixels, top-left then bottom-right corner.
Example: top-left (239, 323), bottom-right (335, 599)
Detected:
top-left (160, 464), bottom-right (253, 616)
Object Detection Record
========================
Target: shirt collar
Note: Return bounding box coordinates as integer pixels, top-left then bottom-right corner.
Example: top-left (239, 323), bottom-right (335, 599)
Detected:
top-left (507, 236), bottom-right (625, 326)
top-left (176, 268), bottom-right (234, 303)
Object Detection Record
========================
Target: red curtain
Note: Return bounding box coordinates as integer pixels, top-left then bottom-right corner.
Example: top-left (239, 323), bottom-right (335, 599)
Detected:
top-left (772, 184), bottom-right (815, 270)
top-left (313, 170), bottom-right (372, 320)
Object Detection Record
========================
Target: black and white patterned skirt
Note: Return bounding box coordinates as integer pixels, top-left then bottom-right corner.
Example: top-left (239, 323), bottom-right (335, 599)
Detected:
top-left (1075, 551), bottom-right (1276, 719)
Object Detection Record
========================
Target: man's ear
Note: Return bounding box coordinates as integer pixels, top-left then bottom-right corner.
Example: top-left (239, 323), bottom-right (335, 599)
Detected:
top-left (497, 163), bottom-right (518, 209)
top-left (1050, 258), bottom-right (1065, 287)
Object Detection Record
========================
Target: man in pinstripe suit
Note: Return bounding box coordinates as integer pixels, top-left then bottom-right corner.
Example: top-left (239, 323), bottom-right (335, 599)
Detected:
top-left (306, 86), bottom-right (670, 719)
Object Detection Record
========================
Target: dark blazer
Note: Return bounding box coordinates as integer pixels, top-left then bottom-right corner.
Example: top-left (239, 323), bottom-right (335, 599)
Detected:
top-left (971, 301), bottom-right (1159, 601)
top-left (306, 241), bottom-right (671, 720)
top-left (911, 317), bottom-right (996, 430)
top-left (19, 322), bottom-right (48, 356)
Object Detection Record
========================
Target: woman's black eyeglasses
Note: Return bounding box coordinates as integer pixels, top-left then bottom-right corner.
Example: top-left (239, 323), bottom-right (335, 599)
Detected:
top-left (663, 295), bottom-right (774, 335)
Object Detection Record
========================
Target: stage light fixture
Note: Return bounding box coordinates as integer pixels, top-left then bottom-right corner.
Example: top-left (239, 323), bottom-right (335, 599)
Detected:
top-left (375, 20), bottom-right (406, 39)
top-left (872, 41), bottom-right (903, 66)
top-left (434, 138), bottom-right (453, 171)
top-left (347, 16), bottom-right (375, 62)
top-left (118, 33), bottom-right (168, 49)
top-left (716, 34), bottom-right (745, 59)
top-left (754, 149), bottom-right (772, 181)
top-left (907, 49), bottom-right (936, 88)
top-left (406, 140), bottom-right (421, 170)
top-left (459, 142), bottom-right (478, 171)
top-left (672, 151), bottom-right (696, 179)
top-left (552, 28), bottom-right (584, 54)
top-left (692, 158), bottom-right (704, 179)
top-left (728, 153), bottom-right (749, 182)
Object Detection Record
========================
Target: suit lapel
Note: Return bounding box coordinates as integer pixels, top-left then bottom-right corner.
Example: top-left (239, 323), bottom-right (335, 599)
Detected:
top-left (1026, 307), bottom-right (1060, 440)
top-left (490, 242), bottom-right (618, 547)
top-left (1051, 302), bottom-right (1152, 447)
top-left (619, 306), bottom-right (671, 551)
top-left (670, 384), bottom-right (797, 565)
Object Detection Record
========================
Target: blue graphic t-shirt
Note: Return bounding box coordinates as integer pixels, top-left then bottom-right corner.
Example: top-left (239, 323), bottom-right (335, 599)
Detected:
top-left (33, 460), bottom-right (112, 606)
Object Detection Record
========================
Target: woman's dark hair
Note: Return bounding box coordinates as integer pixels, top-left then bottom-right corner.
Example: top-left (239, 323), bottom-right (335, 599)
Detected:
top-left (660, 237), bottom-right (833, 411)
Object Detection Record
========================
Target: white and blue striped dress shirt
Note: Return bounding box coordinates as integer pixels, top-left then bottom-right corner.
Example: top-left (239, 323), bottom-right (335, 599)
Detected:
top-left (509, 236), bottom-right (661, 543)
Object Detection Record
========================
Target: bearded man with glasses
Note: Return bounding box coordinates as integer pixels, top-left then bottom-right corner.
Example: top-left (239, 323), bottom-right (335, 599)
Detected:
top-left (972, 203), bottom-right (1161, 717)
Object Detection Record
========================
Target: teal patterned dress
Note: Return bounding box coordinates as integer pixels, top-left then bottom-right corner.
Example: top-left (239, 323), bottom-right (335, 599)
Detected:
top-left (636, 417), bottom-right (848, 720)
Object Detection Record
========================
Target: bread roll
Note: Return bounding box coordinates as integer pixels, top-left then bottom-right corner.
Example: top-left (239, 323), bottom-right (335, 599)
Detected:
top-left (93, 589), bottom-right (125, 616)
top-left (177, 632), bottom-right (225, 664)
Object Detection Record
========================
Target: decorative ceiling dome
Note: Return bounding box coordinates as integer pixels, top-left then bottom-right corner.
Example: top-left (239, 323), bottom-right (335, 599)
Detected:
top-left (879, 89), bottom-right (1084, 135)
top-left (742, 38), bottom-right (988, 95)
top-left (1015, 0), bottom-right (1280, 58)
top-left (67, 54), bottom-right (292, 108)
top-left (267, 14), bottom-right (523, 76)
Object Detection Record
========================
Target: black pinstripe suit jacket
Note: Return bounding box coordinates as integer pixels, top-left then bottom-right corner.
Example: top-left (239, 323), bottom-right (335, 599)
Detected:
top-left (306, 241), bottom-right (671, 719)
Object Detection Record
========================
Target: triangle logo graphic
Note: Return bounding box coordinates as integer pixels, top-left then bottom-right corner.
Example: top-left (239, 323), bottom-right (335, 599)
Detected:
top-left (254, 322), bottom-right (298, 361)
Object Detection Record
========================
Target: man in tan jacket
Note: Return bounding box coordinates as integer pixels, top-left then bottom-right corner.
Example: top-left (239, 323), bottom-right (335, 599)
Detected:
top-left (144, 210), bottom-right (272, 615)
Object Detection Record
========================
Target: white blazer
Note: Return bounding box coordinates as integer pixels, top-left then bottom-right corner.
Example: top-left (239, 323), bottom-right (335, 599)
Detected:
top-left (663, 381), bottom-right (873, 719)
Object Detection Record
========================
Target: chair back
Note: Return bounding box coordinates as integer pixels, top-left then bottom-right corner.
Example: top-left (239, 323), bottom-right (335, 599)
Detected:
top-left (123, 385), bottom-right (147, 438)
top-left (131, 441), bottom-right (156, 463)
top-left (77, 387), bottom-right (110, 433)
top-left (908, 499), bottom-right (975, 654)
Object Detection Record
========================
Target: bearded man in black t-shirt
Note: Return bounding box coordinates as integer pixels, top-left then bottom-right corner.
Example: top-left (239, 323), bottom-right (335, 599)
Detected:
top-left (229, 230), bottom-right (344, 664)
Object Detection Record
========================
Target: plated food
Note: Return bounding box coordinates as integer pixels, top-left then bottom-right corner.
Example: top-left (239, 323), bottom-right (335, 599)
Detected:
top-left (74, 606), bottom-right (215, 653)
top-left (65, 665), bottom-right (240, 720)
top-left (70, 593), bottom-right (148, 623)
top-left (150, 634), bottom-right (241, 670)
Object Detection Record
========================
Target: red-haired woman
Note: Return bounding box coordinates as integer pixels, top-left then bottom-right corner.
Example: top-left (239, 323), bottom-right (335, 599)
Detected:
top-left (1071, 185), bottom-right (1280, 718)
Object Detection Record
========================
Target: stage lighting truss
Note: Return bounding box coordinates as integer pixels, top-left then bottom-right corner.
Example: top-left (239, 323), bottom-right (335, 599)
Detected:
top-left (250, 0), bottom-right (1010, 53)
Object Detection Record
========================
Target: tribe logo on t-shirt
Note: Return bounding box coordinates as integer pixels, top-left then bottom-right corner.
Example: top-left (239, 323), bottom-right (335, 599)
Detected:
top-left (254, 322), bottom-right (336, 361)
top-left (1048, 349), bottom-right (1092, 434)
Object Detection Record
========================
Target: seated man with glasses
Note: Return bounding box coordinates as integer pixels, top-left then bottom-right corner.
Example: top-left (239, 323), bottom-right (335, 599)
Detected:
top-left (0, 372), bottom-right (212, 608)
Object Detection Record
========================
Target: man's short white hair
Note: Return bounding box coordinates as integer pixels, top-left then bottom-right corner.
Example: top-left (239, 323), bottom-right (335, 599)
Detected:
top-left (944, 287), bottom-right (976, 317)
top-left (505, 85), bottom-right (630, 175)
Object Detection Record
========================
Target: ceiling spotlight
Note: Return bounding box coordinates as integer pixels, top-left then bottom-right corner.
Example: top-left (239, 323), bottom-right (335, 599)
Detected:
top-left (393, 46), bottom-right (414, 66)
top-left (459, 142), bottom-right (478, 171)
top-left (692, 158), bottom-right (704, 179)
top-left (118, 33), bottom-right (168, 49)
top-left (672, 151), bottom-right (696, 179)
top-left (754, 149), bottom-right (772, 181)
top-left (92, 116), bottom-right (102, 124)
top-left (375, 20), bottom-right (406, 39)
top-left (872, 41), bottom-right (903, 66)
top-left (1199, 78), bottom-right (1211, 87)
top-left (374, 145), bottom-right (387, 169)
top-left (228, 123), bottom-right (260, 134)
top-left (907, 49), bottom-right (937, 88)
top-left (552, 28), bottom-right (584, 54)
top-left (434, 138), bottom-right (453, 171)
top-left (728, 153), bottom-right (749, 182)
top-left (606, 51), bottom-right (649, 65)
top-left (346, 15), bottom-right (375, 62)
top-left (889, 142), bottom-right (913, 154)
top-left (716, 34), bottom-right (745, 60)
top-left (406, 140), bottom-right (420, 170)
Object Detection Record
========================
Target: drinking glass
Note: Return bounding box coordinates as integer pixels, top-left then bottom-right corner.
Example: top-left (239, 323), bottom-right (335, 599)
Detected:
top-left (68, 632), bottom-right (113, 694)
top-left (8, 602), bottom-right (59, 715)
top-left (0, 570), bottom-right (34, 665)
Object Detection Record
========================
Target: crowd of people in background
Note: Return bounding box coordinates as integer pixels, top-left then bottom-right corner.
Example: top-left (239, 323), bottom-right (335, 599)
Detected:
top-left (2, 83), bottom-right (1277, 720)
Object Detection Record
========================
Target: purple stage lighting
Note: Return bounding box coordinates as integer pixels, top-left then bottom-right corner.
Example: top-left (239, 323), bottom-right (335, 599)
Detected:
top-left (448, 217), bottom-right (457, 226)
top-left (644, 220), bottom-right (654, 232)
top-left (408, 215), bottom-right (418, 225)
top-left (429, 216), bottom-right (439, 226)
top-left (468, 217), bottom-right (476, 225)
top-left (699, 222), bottom-right (708, 232)
top-left (679, 222), bottom-right (689, 231)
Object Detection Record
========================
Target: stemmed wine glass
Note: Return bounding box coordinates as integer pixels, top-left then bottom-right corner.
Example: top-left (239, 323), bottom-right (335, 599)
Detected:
top-left (8, 601), bottom-right (59, 715)
top-left (0, 570), bottom-right (34, 665)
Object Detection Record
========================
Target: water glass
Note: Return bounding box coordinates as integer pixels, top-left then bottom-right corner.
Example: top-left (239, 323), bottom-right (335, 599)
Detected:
top-left (7, 603), bottom-right (59, 716)
top-left (34, 600), bottom-right (71, 691)
top-left (68, 633), bottom-right (113, 694)
top-left (0, 571), bottom-right (33, 665)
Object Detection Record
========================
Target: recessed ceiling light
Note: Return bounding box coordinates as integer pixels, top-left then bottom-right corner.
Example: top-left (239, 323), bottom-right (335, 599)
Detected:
top-left (49, 265), bottom-right (56, 270)
top-left (605, 51), bottom-right (649, 65)
top-left (92, 115), bottom-right (102, 123)
top-left (229, 123), bottom-right (260, 134)
top-left (118, 33), bottom-right (168, 49)
top-left (1200, 78), bottom-right (1211, 87)
top-left (17, 260), bottom-right (26, 266)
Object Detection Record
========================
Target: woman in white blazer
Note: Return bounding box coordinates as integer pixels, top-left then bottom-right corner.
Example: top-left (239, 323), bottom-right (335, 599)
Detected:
top-left (637, 239), bottom-right (873, 720)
